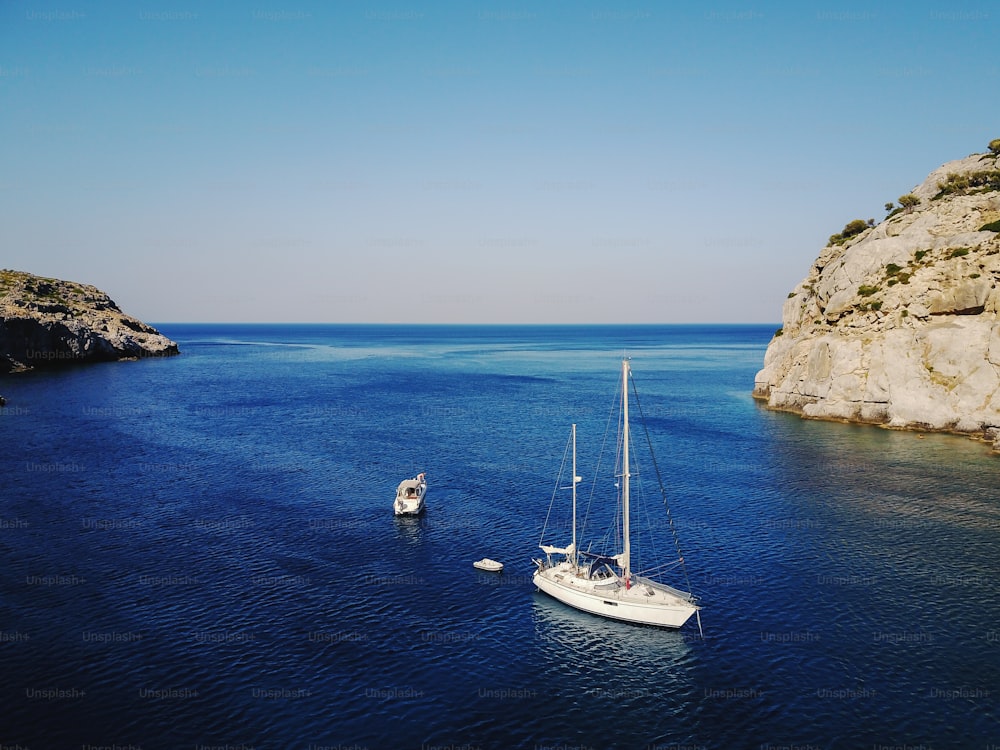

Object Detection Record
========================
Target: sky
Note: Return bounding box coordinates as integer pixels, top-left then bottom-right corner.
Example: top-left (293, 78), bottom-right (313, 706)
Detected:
top-left (1, 1), bottom-right (998, 324)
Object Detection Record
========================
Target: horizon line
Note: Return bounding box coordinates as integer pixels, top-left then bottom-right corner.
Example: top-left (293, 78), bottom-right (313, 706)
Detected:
top-left (150, 320), bottom-right (783, 327)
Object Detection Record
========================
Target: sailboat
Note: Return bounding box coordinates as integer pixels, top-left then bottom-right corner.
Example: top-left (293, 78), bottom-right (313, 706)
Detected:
top-left (532, 359), bottom-right (702, 631)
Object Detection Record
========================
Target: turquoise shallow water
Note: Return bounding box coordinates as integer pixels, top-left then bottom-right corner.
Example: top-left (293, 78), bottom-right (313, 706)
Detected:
top-left (1, 324), bottom-right (998, 749)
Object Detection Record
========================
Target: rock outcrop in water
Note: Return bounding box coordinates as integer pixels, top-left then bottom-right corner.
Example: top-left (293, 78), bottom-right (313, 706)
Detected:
top-left (0, 270), bottom-right (178, 374)
top-left (753, 143), bottom-right (1000, 451)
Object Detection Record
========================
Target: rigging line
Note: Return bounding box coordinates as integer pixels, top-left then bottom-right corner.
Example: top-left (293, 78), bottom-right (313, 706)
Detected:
top-left (580, 370), bottom-right (620, 541)
top-left (629, 369), bottom-right (697, 599)
top-left (628, 428), bottom-right (669, 582)
top-left (634, 559), bottom-right (683, 576)
top-left (538, 428), bottom-right (574, 547)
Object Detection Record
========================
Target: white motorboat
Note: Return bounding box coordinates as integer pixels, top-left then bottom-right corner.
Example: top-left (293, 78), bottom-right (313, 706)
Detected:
top-left (393, 472), bottom-right (427, 516)
top-left (533, 359), bottom-right (702, 632)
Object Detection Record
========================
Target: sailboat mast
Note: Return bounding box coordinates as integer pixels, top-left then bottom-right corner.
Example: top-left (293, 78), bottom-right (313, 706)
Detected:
top-left (621, 359), bottom-right (631, 580)
top-left (571, 423), bottom-right (577, 567)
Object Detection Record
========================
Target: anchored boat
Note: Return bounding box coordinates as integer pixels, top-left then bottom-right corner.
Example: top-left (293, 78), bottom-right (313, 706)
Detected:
top-left (533, 359), bottom-right (702, 631)
top-left (393, 472), bottom-right (427, 516)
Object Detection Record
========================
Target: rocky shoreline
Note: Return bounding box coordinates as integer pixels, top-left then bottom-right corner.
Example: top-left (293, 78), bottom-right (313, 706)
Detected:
top-left (753, 142), bottom-right (1000, 451)
top-left (0, 270), bottom-right (179, 379)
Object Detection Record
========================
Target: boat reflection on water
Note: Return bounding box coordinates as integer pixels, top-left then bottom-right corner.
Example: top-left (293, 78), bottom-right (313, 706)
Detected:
top-left (530, 595), bottom-right (699, 704)
top-left (392, 512), bottom-right (426, 546)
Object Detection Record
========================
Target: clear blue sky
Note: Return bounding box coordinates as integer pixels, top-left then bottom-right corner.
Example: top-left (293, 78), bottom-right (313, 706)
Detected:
top-left (2, 1), bottom-right (997, 323)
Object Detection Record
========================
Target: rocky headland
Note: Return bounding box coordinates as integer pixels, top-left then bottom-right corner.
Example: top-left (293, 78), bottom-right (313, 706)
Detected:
top-left (753, 142), bottom-right (1000, 451)
top-left (0, 270), bottom-right (179, 375)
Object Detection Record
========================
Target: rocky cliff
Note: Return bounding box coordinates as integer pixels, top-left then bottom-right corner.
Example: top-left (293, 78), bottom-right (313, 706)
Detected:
top-left (753, 145), bottom-right (1000, 450)
top-left (0, 270), bottom-right (179, 374)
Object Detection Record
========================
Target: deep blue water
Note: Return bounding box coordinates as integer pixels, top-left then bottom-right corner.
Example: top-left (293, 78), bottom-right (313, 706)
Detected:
top-left (1, 324), bottom-right (998, 749)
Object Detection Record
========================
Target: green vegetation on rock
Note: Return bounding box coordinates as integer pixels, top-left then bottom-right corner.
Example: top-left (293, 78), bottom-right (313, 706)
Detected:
top-left (934, 170), bottom-right (1000, 199)
top-left (884, 263), bottom-right (912, 286)
top-left (829, 218), bottom-right (871, 246)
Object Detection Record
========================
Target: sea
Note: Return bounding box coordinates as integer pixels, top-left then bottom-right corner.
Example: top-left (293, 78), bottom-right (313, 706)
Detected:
top-left (1, 324), bottom-right (998, 750)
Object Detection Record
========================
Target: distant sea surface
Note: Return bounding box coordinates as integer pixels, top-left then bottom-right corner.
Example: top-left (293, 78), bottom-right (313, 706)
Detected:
top-left (1, 324), bottom-right (998, 749)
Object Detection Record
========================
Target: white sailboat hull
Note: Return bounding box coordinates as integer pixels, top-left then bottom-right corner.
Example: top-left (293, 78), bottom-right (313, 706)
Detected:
top-left (533, 564), bottom-right (698, 629)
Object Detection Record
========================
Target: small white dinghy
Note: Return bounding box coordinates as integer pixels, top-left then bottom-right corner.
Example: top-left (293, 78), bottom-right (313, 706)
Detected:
top-left (473, 558), bottom-right (504, 572)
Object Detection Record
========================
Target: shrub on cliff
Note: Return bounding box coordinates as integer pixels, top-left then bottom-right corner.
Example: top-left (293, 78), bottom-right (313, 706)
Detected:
top-left (935, 170), bottom-right (1000, 199)
top-left (828, 218), bottom-right (871, 246)
top-left (887, 273), bottom-right (911, 286)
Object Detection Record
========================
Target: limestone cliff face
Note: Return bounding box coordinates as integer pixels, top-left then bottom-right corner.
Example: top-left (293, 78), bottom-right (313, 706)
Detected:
top-left (0, 270), bottom-right (179, 373)
top-left (753, 148), bottom-right (1000, 450)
